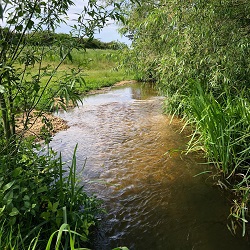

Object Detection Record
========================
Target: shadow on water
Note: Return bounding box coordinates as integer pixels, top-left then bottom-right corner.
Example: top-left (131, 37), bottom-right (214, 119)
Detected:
top-left (50, 82), bottom-right (250, 250)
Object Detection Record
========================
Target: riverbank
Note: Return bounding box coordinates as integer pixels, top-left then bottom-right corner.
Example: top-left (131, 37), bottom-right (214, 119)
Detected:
top-left (16, 80), bottom-right (137, 139)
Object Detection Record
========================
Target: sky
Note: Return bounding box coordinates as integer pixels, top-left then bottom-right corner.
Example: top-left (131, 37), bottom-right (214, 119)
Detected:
top-left (56, 0), bottom-right (131, 45)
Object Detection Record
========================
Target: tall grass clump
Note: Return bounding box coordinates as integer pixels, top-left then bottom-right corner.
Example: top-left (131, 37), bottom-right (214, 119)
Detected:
top-left (182, 82), bottom-right (250, 235)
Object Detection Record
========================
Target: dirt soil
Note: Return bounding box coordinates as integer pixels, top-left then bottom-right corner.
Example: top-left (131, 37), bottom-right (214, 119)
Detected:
top-left (16, 111), bottom-right (69, 140)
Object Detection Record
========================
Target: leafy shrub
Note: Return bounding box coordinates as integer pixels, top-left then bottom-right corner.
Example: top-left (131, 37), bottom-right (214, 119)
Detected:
top-left (0, 142), bottom-right (102, 249)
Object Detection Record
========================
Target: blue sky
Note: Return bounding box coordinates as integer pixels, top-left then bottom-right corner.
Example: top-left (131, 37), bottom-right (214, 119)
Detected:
top-left (56, 0), bottom-right (131, 44)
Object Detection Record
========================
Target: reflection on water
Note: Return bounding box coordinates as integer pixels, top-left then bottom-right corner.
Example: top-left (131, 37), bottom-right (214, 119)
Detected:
top-left (50, 83), bottom-right (249, 249)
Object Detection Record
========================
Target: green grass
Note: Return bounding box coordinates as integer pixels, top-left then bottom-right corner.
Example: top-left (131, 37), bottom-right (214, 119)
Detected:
top-left (15, 47), bottom-right (132, 111)
top-left (187, 84), bottom-right (250, 175)
top-left (44, 48), bottom-right (130, 91)
top-left (177, 81), bottom-right (250, 235)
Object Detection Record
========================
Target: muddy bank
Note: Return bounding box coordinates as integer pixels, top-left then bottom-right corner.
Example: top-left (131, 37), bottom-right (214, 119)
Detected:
top-left (16, 111), bottom-right (69, 140)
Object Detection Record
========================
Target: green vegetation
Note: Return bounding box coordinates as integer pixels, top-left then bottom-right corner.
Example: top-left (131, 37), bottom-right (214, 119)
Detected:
top-left (117, 0), bottom-right (250, 236)
top-left (0, 144), bottom-right (103, 249)
top-left (0, 28), bottom-right (124, 50)
top-left (23, 47), bottom-right (128, 111)
top-left (0, 0), bottom-right (128, 249)
top-left (44, 48), bottom-right (128, 92)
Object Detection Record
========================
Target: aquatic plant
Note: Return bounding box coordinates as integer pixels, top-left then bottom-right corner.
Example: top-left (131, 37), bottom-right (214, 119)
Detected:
top-left (183, 82), bottom-right (250, 235)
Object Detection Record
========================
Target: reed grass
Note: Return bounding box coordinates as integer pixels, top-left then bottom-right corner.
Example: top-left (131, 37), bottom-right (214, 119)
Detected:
top-left (187, 83), bottom-right (250, 176)
top-left (182, 81), bottom-right (250, 235)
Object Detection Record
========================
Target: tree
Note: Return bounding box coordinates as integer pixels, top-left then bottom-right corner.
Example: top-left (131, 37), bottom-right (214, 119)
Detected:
top-left (0, 0), bottom-right (122, 151)
top-left (0, 1), bottom-right (125, 247)
top-left (117, 0), bottom-right (250, 236)
top-left (119, 0), bottom-right (250, 93)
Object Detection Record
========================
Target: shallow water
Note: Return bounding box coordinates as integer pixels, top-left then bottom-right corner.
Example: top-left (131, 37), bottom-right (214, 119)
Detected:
top-left (50, 83), bottom-right (249, 249)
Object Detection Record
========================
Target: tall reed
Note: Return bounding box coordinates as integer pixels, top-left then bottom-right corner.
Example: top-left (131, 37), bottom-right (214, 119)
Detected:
top-left (187, 83), bottom-right (250, 175)
top-left (185, 81), bottom-right (250, 235)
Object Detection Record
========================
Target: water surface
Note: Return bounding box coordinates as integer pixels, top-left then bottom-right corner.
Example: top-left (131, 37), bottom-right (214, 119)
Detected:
top-left (50, 83), bottom-right (249, 249)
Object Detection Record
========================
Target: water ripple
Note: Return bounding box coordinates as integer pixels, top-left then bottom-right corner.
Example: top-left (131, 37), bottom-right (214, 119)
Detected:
top-left (50, 83), bottom-right (250, 250)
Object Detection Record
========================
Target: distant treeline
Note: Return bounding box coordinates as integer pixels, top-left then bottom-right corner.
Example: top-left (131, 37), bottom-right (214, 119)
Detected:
top-left (0, 28), bottom-right (124, 50)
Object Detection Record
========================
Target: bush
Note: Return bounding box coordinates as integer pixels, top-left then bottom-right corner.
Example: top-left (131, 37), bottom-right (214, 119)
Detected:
top-left (0, 142), bottom-right (102, 249)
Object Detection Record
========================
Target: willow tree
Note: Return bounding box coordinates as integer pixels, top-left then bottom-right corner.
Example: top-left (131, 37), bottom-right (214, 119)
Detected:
top-left (120, 0), bottom-right (250, 95)
top-left (117, 0), bottom-right (250, 236)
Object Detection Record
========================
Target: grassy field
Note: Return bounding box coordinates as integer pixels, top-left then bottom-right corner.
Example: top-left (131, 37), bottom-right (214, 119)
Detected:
top-left (18, 48), bottom-right (132, 111)
top-left (46, 48), bottom-right (129, 91)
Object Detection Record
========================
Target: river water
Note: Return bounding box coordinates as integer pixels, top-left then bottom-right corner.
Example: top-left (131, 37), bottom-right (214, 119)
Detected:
top-left (50, 83), bottom-right (249, 249)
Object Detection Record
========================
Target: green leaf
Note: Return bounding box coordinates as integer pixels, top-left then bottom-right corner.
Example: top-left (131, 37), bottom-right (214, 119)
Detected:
top-left (2, 180), bottom-right (15, 192)
top-left (24, 201), bottom-right (31, 208)
top-left (47, 201), bottom-right (53, 210)
top-left (16, 24), bottom-right (23, 31)
top-left (0, 85), bottom-right (5, 93)
top-left (52, 201), bottom-right (59, 212)
top-left (7, 18), bottom-right (17, 25)
top-left (4, 190), bottom-right (14, 205)
top-left (0, 206), bottom-right (5, 215)
top-left (12, 167), bottom-right (23, 177)
top-left (9, 207), bottom-right (19, 216)
top-left (41, 211), bottom-right (50, 220)
top-left (21, 187), bottom-right (28, 193)
top-left (27, 20), bottom-right (34, 29)
top-left (23, 195), bottom-right (30, 201)
top-left (37, 186), bottom-right (47, 193)
top-left (9, 217), bottom-right (16, 226)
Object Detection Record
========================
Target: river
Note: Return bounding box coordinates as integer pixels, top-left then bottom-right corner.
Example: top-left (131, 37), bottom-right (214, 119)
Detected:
top-left (50, 82), bottom-right (249, 249)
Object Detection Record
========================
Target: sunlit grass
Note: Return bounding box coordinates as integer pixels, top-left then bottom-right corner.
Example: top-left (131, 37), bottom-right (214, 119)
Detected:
top-left (16, 47), bottom-right (131, 111)
top-left (21, 48), bottom-right (129, 90)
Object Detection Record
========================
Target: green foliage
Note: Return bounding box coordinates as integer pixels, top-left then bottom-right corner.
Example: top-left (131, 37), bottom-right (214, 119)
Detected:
top-left (24, 48), bottom-right (129, 112)
top-left (44, 223), bottom-right (90, 250)
top-left (0, 143), bottom-right (103, 249)
top-left (121, 0), bottom-right (250, 93)
top-left (12, 29), bottom-right (125, 50)
top-left (0, 0), bottom-right (127, 248)
top-left (185, 82), bottom-right (250, 176)
top-left (119, 0), bottom-right (250, 235)
top-left (0, 0), bottom-right (125, 142)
